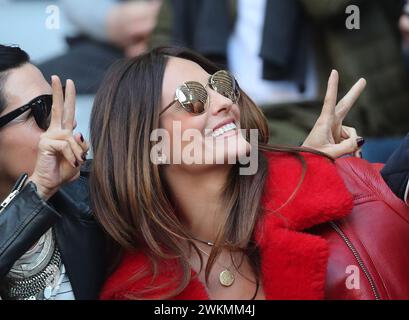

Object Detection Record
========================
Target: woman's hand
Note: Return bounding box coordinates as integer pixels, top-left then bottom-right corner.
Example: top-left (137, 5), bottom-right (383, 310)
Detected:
top-left (28, 76), bottom-right (89, 200)
top-left (302, 70), bottom-right (367, 158)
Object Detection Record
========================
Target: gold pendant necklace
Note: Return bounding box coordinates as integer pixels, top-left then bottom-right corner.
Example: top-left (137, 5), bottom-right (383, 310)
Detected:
top-left (196, 246), bottom-right (235, 287)
top-left (191, 238), bottom-right (260, 299)
top-left (219, 269), bottom-right (235, 287)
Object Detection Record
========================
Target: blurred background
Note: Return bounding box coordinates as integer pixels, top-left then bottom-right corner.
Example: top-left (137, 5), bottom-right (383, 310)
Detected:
top-left (1, 0), bottom-right (408, 162)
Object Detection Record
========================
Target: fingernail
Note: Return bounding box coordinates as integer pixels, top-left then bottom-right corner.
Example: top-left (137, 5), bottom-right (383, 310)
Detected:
top-left (74, 160), bottom-right (79, 168)
top-left (357, 138), bottom-right (365, 148)
top-left (80, 133), bottom-right (84, 143)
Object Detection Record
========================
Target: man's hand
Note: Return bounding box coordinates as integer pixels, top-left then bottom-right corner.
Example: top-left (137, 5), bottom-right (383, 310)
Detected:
top-left (302, 70), bottom-right (367, 158)
top-left (28, 76), bottom-right (89, 200)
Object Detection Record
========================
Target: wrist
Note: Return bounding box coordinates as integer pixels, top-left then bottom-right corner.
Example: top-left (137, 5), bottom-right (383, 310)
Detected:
top-left (26, 175), bottom-right (58, 201)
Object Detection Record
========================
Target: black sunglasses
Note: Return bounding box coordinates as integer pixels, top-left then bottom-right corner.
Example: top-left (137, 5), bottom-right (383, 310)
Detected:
top-left (0, 94), bottom-right (53, 130)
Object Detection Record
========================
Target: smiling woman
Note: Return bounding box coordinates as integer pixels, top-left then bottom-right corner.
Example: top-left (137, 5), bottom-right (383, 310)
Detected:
top-left (89, 46), bottom-right (409, 300)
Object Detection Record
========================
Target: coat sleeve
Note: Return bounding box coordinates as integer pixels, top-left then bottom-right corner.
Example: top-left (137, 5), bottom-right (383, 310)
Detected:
top-left (381, 134), bottom-right (409, 205)
top-left (0, 182), bottom-right (61, 278)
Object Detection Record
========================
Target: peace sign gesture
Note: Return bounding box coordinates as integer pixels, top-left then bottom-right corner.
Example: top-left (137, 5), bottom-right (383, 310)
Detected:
top-left (302, 70), bottom-right (367, 158)
top-left (28, 76), bottom-right (89, 200)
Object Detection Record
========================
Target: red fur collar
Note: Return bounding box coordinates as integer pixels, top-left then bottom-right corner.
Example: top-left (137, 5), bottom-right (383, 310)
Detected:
top-left (100, 152), bottom-right (353, 300)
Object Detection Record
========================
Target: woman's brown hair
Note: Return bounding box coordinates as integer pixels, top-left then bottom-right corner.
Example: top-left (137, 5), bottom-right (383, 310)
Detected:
top-left (90, 46), bottom-right (330, 299)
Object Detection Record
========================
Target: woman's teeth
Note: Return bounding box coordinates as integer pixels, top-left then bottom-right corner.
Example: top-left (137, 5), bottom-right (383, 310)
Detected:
top-left (212, 123), bottom-right (237, 138)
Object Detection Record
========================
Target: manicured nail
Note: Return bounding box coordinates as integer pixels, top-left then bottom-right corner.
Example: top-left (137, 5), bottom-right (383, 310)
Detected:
top-left (357, 138), bottom-right (365, 148)
top-left (74, 160), bottom-right (79, 167)
top-left (80, 133), bottom-right (84, 143)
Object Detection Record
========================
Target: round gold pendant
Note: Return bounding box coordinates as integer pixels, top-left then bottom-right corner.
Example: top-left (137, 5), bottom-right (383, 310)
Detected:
top-left (219, 269), bottom-right (235, 287)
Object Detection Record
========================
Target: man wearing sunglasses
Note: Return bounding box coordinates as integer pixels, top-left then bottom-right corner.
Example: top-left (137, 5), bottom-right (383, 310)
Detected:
top-left (0, 44), bottom-right (107, 300)
top-left (0, 44), bottom-right (370, 301)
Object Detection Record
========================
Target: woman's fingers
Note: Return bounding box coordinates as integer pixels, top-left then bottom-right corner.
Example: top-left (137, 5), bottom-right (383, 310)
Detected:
top-left (341, 125), bottom-right (358, 139)
top-left (46, 77), bottom-right (84, 164)
top-left (320, 70), bottom-right (339, 121)
top-left (49, 77), bottom-right (78, 132)
top-left (41, 138), bottom-right (79, 168)
top-left (62, 79), bottom-right (77, 131)
top-left (49, 76), bottom-right (64, 130)
top-left (336, 78), bottom-right (367, 121)
top-left (74, 133), bottom-right (90, 154)
top-left (341, 126), bottom-right (359, 141)
top-left (325, 140), bottom-right (357, 158)
top-left (41, 129), bottom-right (89, 165)
top-left (329, 126), bottom-right (362, 158)
top-left (342, 126), bottom-right (364, 158)
top-left (66, 136), bottom-right (87, 165)
top-left (320, 126), bottom-right (362, 158)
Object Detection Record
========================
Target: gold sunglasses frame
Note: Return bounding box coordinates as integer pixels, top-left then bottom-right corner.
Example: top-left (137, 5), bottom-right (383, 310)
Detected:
top-left (159, 70), bottom-right (240, 116)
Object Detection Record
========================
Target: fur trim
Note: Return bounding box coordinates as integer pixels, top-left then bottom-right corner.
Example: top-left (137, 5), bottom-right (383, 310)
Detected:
top-left (101, 152), bottom-right (353, 300)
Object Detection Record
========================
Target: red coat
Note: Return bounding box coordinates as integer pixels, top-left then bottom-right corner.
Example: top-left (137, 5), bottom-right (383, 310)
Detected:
top-left (100, 152), bottom-right (409, 300)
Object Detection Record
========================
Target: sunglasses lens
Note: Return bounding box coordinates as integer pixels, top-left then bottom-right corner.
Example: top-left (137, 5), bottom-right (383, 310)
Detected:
top-left (177, 82), bottom-right (208, 115)
top-left (183, 100), bottom-right (206, 114)
top-left (168, 71), bottom-right (239, 117)
top-left (210, 70), bottom-right (240, 103)
top-left (33, 96), bottom-right (52, 130)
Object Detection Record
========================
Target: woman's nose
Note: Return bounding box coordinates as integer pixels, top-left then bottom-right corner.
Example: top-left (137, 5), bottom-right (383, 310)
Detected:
top-left (208, 91), bottom-right (233, 115)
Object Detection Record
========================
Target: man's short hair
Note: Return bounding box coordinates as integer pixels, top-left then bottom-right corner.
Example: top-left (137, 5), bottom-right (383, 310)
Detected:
top-left (0, 44), bottom-right (30, 113)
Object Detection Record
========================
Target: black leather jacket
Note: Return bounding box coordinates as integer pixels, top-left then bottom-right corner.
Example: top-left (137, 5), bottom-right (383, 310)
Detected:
top-left (0, 162), bottom-right (108, 300)
top-left (382, 133), bottom-right (409, 204)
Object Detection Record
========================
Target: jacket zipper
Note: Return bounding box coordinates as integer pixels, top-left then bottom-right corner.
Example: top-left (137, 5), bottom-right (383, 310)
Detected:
top-left (0, 174), bottom-right (29, 214)
top-left (329, 221), bottom-right (381, 300)
top-left (0, 190), bottom-right (20, 214)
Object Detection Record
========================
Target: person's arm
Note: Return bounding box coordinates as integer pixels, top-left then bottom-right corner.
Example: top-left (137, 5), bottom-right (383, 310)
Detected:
top-left (381, 134), bottom-right (409, 205)
top-left (0, 181), bottom-right (61, 278)
top-left (0, 76), bottom-right (88, 278)
top-left (60, 0), bottom-right (117, 42)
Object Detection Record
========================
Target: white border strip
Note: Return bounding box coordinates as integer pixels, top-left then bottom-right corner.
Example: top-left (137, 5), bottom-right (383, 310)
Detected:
top-left (405, 177), bottom-right (409, 206)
